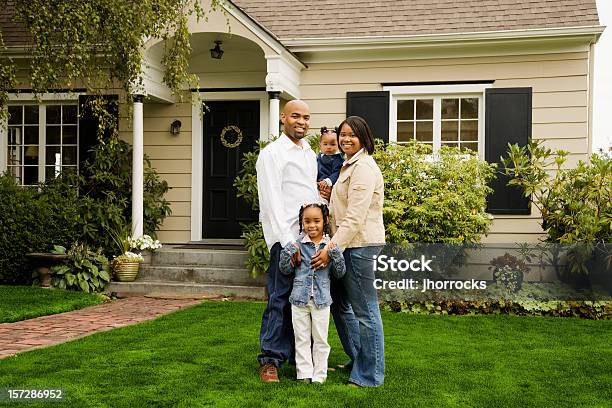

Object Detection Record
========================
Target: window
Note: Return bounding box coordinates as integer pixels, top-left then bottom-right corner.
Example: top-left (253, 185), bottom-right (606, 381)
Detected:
top-left (386, 84), bottom-right (490, 158)
top-left (4, 103), bottom-right (79, 185)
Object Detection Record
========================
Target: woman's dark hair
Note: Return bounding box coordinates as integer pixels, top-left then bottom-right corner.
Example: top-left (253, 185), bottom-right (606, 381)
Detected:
top-left (298, 203), bottom-right (331, 236)
top-left (336, 116), bottom-right (375, 155)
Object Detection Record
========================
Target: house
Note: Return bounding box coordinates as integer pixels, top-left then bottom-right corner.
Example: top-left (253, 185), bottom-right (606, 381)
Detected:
top-left (0, 0), bottom-right (605, 246)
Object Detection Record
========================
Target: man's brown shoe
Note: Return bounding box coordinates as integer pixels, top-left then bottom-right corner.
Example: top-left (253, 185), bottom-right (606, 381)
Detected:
top-left (259, 363), bottom-right (280, 382)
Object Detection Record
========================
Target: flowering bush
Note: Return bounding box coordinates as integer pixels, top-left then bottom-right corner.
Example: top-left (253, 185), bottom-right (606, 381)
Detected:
top-left (113, 251), bottom-right (144, 264)
top-left (489, 253), bottom-right (530, 293)
top-left (110, 234), bottom-right (161, 268)
top-left (127, 235), bottom-right (162, 252)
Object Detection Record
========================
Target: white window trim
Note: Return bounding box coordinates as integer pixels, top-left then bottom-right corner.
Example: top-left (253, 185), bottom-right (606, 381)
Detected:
top-left (190, 91), bottom-right (269, 242)
top-left (384, 84), bottom-right (492, 160)
top-left (1, 93), bottom-right (82, 183)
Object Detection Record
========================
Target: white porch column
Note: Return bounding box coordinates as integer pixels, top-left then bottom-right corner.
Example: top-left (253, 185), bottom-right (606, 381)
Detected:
top-left (268, 91), bottom-right (281, 138)
top-left (132, 94), bottom-right (144, 237)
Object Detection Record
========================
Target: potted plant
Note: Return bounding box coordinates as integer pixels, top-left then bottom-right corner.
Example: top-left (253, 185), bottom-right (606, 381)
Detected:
top-left (489, 253), bottom-right (530, 293)
top-left (111, 233), bottom-right (162, 282)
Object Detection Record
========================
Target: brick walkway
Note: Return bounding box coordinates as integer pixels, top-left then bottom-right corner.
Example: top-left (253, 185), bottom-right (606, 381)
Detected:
top-left (0, 297), bottom-right (202, 359)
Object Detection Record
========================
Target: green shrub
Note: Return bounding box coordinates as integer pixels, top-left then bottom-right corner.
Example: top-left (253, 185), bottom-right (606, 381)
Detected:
top-left (503, 140), bottom-right (611, 245)
top-left (0, 137), bottom-right (171, 286)
top-left (503, 141), bottom-right (612, 275)
top-left (235, 138), bottom-right (496, 276)
top-left (0, 174), bottom-right (82, 284)
top-left (47, 244), bottom-right (111, 293)
top-left (373, 141), bottom-right (496, 244)
top-left (234, 141), bottom-right (270, 277)
top-left (77, 137), bottom-right (172, 252)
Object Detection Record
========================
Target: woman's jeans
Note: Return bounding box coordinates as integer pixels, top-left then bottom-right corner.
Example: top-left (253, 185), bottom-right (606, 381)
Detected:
top-left (331, 245), bottom-right (385, 387)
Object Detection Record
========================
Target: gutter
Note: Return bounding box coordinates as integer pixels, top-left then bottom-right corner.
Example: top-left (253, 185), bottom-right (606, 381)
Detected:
top-left (282, 26), bottom-right (605, 51)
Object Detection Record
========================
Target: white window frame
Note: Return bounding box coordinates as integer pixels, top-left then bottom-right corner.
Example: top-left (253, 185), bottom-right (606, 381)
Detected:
top-left (384, 84), bottom-right (492, 160)
top-left (1, 93), bottom-right (83, 185)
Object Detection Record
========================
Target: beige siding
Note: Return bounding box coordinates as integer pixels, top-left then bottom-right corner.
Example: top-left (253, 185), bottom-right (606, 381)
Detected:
top-left (118, 47), bottom-right (592, 244)
top-left (302, 50), bottom-right (591, 243)
top-left (120, 101), bottom-right (193, 243)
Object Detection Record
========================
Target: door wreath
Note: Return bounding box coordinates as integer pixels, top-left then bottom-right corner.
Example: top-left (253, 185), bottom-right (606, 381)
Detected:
top-left (220, 125), bottom-right (243, 148)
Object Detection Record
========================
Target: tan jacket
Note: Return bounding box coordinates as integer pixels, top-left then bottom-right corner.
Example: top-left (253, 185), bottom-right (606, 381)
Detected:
top-left (330, 151), bottom-right (385, 249)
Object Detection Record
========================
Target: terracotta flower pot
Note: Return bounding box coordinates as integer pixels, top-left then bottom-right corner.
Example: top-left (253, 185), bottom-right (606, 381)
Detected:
top-left (114, 262), bottom-right (141, 282)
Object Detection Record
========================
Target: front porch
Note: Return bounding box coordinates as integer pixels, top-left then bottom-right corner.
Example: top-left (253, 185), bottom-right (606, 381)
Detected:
top-left (125, 2), bottom-right (304, 244)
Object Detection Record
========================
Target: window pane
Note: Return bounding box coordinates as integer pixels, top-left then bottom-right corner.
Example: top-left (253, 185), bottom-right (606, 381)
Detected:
top-left (24, 126), bottom-right (38, 144)
top-left (24, 146), bottom-right (39, 165)
top-left (397, 100), bottom-right (414, 120)
top-left (8, 127), bottom-right (21, 145)
top-left (63, 126), bottom-right (77, 144)
top-left (46, 126), bottom-right (61, 144)
top-left (7, 146), bottom-right (21, 165)
top-left (461, 143), bottom-right (479, 153)
top-left (8, 106), bottom-right (22, 124)
top-left (416, 121), bottom-right (433, 142)
top-left (46, 146), bottom-right (61, 165)
top-left (45, 166), bottom-right (59, 180)
top-left (23, 166), bottom-right (38, 185)
top-left (24, 106), bottom-right (39, 124)
top-left (8, 166), bottom-right (22, 183)
top-left (442, 99), bottom-right (459, 119)
top-left (62, 105), bottom-right (78, 124)
top-left (460, 120), bottom-right (478, 141)
top-left (397, 121), bottom-right (414, 142)
top-left (62, 146), bottom-right (77, 165)
top-left (441, 120), bottom-right (458, 141)
top-left (46, 105), bottom-right (61, 124)
top-left (416, 99), bottom-right (433, 119)
top-left (461, 98), bottom-right (478, 119)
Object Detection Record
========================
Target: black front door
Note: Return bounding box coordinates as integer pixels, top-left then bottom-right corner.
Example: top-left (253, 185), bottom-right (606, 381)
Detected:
top-left (202, 100), bottom-right (259, 239)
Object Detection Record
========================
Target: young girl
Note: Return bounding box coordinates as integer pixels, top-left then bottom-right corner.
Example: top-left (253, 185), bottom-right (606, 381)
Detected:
top-left (279, 203), bottom-right (345, 384)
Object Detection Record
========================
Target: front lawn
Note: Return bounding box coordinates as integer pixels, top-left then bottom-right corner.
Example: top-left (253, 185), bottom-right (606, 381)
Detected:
top-left (0, 285), bottom-right (105, 323)
top-left (0, 301), bottom-right (610, 407)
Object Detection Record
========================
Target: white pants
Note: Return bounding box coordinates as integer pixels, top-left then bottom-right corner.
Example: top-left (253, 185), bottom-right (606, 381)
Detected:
top-left (291, 300), bottom-right (331, 383)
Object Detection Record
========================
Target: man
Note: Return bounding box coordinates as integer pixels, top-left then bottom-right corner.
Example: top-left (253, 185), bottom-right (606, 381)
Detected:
top-left (256, 100), bottom-right (322, 382)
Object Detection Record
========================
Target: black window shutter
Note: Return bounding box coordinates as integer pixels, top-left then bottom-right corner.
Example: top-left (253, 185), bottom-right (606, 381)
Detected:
top-left (78, 95), bottom-right (119, 166)
top-left (485, 88), bottom-right (531, 215)
top-left (346, 91), bottom-right (390, 143)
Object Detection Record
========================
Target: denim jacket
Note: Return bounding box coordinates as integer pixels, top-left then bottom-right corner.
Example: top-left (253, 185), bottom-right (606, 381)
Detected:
top-left (279, 234), bottom-right (346, 308)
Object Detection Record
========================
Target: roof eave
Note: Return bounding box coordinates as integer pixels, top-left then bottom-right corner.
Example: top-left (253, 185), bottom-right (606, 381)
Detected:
top-left (282, 25), bottom-right (605, 51)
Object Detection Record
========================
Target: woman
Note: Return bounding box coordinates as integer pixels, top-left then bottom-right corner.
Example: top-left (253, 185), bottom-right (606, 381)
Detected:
top-left (311, 115), bottom-right (385, 387)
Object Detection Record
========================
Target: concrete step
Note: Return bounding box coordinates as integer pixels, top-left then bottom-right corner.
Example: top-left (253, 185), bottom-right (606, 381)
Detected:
top-left (139, 265), bottom-right (266, 286)
top-left (108, 281), bottom-right (266, 300)
top-left (150, 248), bottom-right (248, 267)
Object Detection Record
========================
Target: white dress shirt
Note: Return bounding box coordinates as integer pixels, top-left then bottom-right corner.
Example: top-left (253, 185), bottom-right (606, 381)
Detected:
top-left (256, 133), bottom-right (320, 249)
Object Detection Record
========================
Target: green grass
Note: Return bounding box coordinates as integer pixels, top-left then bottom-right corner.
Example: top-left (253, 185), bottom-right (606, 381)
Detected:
top-left (0, 301), bottom-right (610, 407)
top-left (0, 285), bottom-right (104, 323)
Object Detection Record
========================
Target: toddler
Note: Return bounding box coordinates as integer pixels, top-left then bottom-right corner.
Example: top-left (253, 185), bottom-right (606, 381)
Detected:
top-left (279, 203), bottom-right (345, 384)
top-left (317, 126), bottom-right (343, 202)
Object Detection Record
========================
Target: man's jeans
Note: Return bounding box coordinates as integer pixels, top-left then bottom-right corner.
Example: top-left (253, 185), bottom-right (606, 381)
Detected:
top-left (331, 246), bottom-right (385, 387)
top-left (258, 243), bottom-right (294, 368)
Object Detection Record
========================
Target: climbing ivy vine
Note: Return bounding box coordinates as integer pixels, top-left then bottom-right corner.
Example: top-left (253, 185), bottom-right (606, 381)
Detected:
top-left (0, 0), bottom-right (223, 121)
